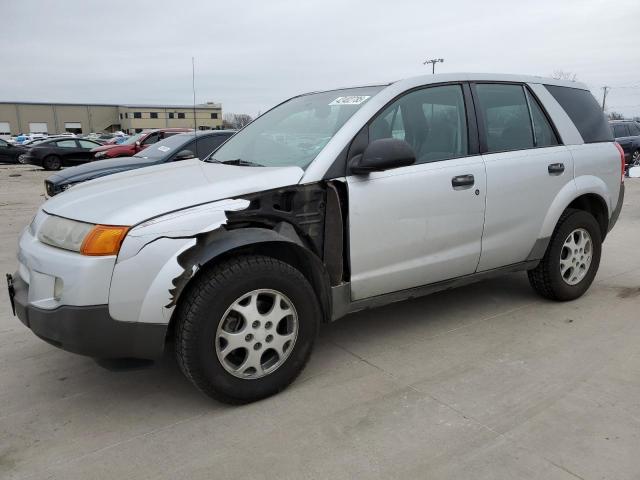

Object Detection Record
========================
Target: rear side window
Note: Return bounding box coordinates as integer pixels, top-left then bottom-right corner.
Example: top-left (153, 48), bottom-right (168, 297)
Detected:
top-left (475, 84), bottom-right (534, 152)
top-left (544, 85), bottom-right (613, 143)
top-left (525, 90), bottom-right (559, 147)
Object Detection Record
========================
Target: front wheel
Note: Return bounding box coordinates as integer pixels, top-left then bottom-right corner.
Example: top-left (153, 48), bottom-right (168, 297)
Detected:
top-left (42, 155), bottom-right (61, 170)
top-left (175, 255), bottom-right (320, 404)
top-left (528, 209), bottom-right (602, 301)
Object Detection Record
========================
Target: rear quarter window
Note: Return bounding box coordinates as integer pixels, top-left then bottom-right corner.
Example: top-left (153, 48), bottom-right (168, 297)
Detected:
top-left (544, 85), bottom-right (613, 143)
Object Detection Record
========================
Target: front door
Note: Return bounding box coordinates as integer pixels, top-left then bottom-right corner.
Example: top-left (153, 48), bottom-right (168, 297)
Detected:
top-left (347, 83), bottom-right (487, 300)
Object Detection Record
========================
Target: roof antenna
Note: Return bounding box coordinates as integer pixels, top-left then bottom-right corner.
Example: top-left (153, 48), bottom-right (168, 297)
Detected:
top-left (192, 56), bottom-right (198, 159)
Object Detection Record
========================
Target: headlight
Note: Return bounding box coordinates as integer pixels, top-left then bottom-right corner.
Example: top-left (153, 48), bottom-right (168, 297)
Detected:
top-left (38, 215), bottom-right (129, 255)
top-left (38, 216), bottom-right (94, 252)
top-left (95, 151), bottom-right (106, 158)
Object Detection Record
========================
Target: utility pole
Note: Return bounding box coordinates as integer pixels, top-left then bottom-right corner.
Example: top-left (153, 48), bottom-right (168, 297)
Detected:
top-left (423, 58), bottom-right (444, 74)
top-left (601, 86), bottom-right (610, 111)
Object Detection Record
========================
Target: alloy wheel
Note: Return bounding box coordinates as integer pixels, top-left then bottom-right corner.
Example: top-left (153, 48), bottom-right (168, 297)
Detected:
top-left (215, 289), bottom-right (298, 379)
top-left (559, 228), bottom-right (592, 286)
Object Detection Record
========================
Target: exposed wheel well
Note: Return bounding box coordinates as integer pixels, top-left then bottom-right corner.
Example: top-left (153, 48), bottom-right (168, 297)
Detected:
top-left (165, 241), bottom-right (332, 343)
top-left (566, 194), bottom-right (608, 240)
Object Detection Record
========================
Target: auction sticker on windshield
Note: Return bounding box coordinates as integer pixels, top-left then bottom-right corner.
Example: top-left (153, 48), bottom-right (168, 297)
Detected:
top-left (329, 96), bottom-right (370, 106)
top-left (157, 146), bottom-right (171, 152)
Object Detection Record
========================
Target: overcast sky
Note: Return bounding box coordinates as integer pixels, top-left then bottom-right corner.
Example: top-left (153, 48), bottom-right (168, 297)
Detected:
top-left (1, 0), bottom-right (639, 118)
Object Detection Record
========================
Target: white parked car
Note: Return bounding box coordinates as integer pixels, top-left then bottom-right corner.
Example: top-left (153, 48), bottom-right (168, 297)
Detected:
top-left (8, 73), bottom-right (624, 403)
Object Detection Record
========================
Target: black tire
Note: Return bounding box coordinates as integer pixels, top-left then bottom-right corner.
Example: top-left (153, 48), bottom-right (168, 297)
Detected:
top-left (42, 155), bottom-right (62, 170)
top-left (174, 255), bottom-right (320, 404)
top-left (528, 209), bottom-right (602, 301)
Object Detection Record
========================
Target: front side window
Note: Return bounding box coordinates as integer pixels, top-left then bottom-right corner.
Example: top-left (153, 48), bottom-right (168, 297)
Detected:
top-left (78, 140), bottom-right (98, 149)
top-left (628, 123), bottom-right (640, 136)
top-left (476, 84), bottom-right (534, 152)
top-left (209, 86), bottom-right (384, 169)
top-left (369, 84), bottom-right (468, 163)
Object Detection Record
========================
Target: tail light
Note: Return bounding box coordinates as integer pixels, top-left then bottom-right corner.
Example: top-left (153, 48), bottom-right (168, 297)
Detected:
top-left (614, 142), bottom-right (625, 183)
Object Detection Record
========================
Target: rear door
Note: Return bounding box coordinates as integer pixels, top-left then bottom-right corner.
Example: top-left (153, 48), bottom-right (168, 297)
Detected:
top-left (472, 82), bottom-right (574, 271)
top-left (55, 139), bottom-right (84, 164)
top-left (347, 83), bottom-right (487, 300)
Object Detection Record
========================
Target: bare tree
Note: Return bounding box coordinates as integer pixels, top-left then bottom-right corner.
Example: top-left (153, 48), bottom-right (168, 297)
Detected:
top-left (223, 113), bottom-right (253, 129)
top-left (551, 70), bottom-right (578, 82)
top-left (608, 111), bottom-right (625, 120)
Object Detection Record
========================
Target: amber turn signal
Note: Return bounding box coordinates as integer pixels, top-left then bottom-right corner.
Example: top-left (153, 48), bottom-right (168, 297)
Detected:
top-left (80, 225), bottom-right (129, 256)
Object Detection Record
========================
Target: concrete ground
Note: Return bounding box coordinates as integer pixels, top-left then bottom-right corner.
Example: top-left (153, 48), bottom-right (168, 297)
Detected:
top-left (1, 162), bottom-right (639, 480)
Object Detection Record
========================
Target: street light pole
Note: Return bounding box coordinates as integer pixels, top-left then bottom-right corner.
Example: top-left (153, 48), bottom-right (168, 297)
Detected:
top-left (423, 58), bottom-right (444, 74)
top-left (601, 86), bottom-right (610, 112)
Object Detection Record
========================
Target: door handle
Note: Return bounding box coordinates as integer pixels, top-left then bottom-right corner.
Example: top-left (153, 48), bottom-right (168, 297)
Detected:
top-left (451, 174), bottom-right (475, 189)
top-left (548, 163), bottom-right (565, 175)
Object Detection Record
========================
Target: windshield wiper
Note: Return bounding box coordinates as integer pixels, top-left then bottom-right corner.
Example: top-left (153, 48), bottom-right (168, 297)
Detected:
top-left (210, 158), bottom-right (265, 167)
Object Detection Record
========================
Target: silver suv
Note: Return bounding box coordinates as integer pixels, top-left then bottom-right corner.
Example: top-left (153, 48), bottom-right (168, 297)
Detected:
top-left (8, 73), bottom-right (625, 403)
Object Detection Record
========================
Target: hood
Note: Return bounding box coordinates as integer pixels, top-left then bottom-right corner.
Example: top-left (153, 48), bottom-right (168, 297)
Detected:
top-left (47, 156), bottom-right (155, 183)
top-left (42, 159), bottom-right (305, 225)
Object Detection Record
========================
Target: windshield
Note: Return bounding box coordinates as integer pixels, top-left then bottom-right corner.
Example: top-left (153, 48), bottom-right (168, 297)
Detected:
top-left (208, 86), bottom-right (383, 169)
top-left (123, 132), bottom-right (145, 145)
top-left (134, 133), bottom-right (191, 159)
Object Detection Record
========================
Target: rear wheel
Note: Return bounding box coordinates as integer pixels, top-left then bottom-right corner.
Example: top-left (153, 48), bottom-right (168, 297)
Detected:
top-left (528, 209), bottom-right (602, 301)
top-left (175, 255), bottom-right (320, 404)
top-left (42, 155), bottom-right (61, 170)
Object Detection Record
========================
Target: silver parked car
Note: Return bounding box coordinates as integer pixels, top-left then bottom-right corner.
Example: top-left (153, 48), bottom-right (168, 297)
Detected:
top-left (8, 73), bottom-right (625, 403)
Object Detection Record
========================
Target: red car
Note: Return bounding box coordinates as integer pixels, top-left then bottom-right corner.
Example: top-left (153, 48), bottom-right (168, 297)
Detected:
top-left (91, 128), bottom-right (192, 159)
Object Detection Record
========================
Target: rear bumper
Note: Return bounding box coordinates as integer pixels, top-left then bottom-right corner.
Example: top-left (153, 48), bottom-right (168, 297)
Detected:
top-left (11, 273), bottom-right (167, 359)
top-left (609, 183), bottom-right (624, 232)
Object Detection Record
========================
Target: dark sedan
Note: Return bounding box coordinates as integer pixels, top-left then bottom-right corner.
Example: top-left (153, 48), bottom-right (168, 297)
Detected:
top-left (45, 130), bottom-right (235, 196)
top-left (0, 138), bottom-right (28, 163)
top-left (20, 138), bottom-right (104, 170)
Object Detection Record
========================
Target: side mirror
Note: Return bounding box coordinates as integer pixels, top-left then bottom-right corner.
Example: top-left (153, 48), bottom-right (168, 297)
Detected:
top-left (628, 166), bottom-right (640, 178)
top-left (349, 138), bottom-right (416, 175)
top-left (174, 149), bottom-right (195, 161)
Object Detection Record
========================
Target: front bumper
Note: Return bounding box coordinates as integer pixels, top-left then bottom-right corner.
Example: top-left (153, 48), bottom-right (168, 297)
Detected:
top-left (10, 273), bottom-right (167, 359)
